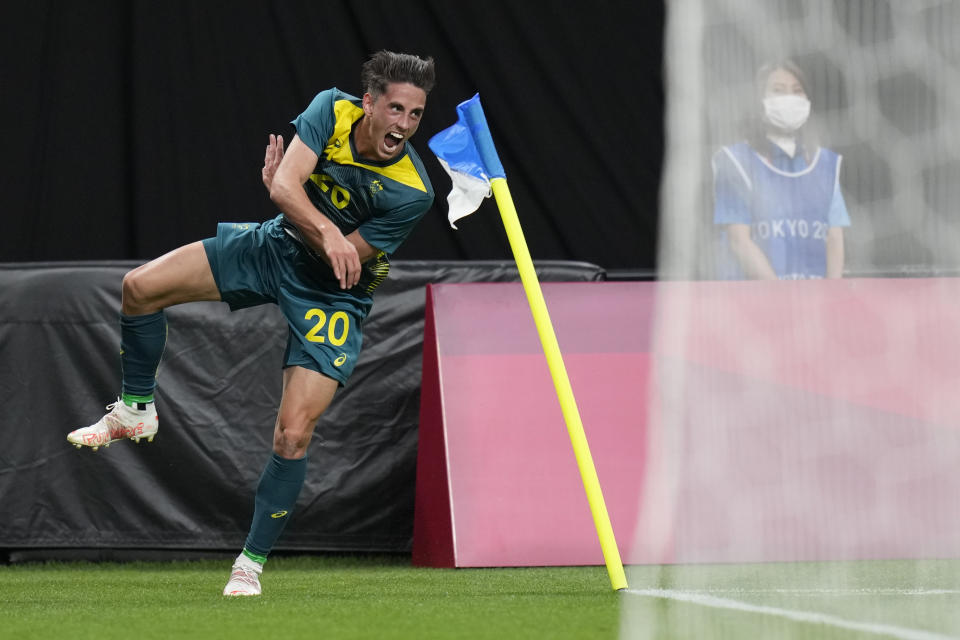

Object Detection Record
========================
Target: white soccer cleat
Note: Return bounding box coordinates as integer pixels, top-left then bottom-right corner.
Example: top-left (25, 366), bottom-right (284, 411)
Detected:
top-left (67, 399), bottom-right (159, 451)
top-left (223, 559), bottom-right (263, 596)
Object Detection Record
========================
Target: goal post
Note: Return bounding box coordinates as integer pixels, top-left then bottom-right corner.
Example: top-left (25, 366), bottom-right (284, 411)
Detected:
top-left (623, 1), bottom-right (960, 635)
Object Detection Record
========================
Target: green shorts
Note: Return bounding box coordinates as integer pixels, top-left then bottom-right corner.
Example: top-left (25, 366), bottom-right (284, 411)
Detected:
top-left (202, 215), bottom-right (372, 385)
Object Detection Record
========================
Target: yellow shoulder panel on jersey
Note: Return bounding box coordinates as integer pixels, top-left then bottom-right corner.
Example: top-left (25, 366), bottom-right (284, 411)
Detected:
top-left (323, 99), bottom-right (428, 193)
top-left (324, 99), bottom-right (364, 161)
top-left (359, 155), bottom-right (428, 193)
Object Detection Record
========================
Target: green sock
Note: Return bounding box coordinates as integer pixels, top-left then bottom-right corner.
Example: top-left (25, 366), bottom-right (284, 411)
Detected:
top-left (242, 453), bottom-right (308, 560)
top-left (122, 393), bottom-right (154, 406)
top-left (120, 311), bottom-right (167, 400)
top-left (242, 549), bottom-right (268, 565)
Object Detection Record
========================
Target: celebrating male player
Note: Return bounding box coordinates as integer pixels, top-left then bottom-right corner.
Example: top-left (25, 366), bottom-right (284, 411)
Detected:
top-left (67, 50), bottom-right (436, 596)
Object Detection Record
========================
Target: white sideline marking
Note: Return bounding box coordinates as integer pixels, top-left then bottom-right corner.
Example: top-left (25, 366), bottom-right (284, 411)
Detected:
top-left (678, 588), bottom-right (960, 597)
top-left (625, 588), bottom-right (959, 640)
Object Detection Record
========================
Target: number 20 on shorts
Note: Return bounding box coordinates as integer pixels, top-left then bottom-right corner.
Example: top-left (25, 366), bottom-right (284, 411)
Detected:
top-left (304, 308), bottom-right (349, 345)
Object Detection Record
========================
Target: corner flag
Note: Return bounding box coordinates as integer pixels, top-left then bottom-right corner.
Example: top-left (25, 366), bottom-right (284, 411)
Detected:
top-left (428, 94), bottom-right (506, 228)
top-left (429, 94), bottom-right (628, 592)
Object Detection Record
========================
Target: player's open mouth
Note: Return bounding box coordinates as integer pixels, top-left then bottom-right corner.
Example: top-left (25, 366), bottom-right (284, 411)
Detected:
top-left (383, 131), bottom-right (404, 153)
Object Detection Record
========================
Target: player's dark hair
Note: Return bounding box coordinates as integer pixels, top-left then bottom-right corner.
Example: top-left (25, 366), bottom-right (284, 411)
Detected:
top-left (361, 50), bottom-right (436, 98)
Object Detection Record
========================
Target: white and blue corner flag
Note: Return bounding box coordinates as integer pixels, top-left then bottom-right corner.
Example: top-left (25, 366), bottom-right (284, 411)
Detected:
top-left (428, 93), bottom-right (628, 592)
top-left (428, 94), bottom-right (506, 229)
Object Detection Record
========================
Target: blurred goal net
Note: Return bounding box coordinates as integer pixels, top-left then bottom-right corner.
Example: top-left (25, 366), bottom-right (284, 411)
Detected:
top-left (661, 0), bottom-right (960, 281)
top-left (623, 1), bottom-right (960, 636)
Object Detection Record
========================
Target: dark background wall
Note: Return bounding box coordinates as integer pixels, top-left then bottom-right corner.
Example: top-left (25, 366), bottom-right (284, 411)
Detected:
top-left (0, 1), bottom-right (664, 273)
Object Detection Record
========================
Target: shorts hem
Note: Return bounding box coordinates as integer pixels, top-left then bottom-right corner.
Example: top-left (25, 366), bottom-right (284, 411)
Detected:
top-left (282, 362), bottom-right (348, 387)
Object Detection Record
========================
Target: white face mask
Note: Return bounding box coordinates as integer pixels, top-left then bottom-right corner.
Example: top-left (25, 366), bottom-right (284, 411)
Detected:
top-left (763, 94), bottom-right (811, 132)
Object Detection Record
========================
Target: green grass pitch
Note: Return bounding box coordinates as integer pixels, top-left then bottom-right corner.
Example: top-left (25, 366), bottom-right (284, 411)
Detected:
top-left (2, 555), bottom-right (958, 639)
top-left (0, 555), bottom-right (618, 640)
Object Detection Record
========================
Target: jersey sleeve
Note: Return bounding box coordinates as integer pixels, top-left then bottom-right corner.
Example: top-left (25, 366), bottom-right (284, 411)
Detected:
top-left (712, 147), bottom-right (753, 226)
top-left (291, 89), bottom-right (337, 157)
top-left (357, 193), bottom-right (433, 256)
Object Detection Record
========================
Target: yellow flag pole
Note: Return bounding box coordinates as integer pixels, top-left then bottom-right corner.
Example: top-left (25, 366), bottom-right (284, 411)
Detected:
top-left (489, 177), bottom-right (628, 591)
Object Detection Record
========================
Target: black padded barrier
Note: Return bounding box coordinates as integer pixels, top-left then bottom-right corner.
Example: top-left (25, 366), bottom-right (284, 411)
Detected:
top-left (0, 260), bottom-right (603, 555)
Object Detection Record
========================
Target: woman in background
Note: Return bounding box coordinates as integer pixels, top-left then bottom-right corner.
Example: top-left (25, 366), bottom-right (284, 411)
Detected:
top-left (713, 60), bottom-right (850, 280)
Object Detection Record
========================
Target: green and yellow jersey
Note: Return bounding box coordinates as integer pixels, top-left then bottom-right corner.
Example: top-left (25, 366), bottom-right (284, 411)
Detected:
top-left (291, 88), bottom-right (434, 257)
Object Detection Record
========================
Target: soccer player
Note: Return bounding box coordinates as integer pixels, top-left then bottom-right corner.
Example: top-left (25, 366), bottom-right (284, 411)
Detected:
top-left (66, 50), bottom-right (436, 596)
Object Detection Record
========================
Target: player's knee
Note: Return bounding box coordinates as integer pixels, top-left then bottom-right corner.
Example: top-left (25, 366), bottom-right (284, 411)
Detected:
top-left (273, 415), bottom-right (315, 458)
top-left (121, 268), bottom-right (154, 314)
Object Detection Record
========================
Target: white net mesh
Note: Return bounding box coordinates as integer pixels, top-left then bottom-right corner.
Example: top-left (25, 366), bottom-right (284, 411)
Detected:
top-left (661, 0), bottom-right (960, 280)
top-left (622, 1), bottom-right (960, 636)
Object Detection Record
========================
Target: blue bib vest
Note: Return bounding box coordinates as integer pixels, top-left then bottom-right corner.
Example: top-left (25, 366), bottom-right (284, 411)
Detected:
top-left (719, 142), bottom-right (840, 279)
